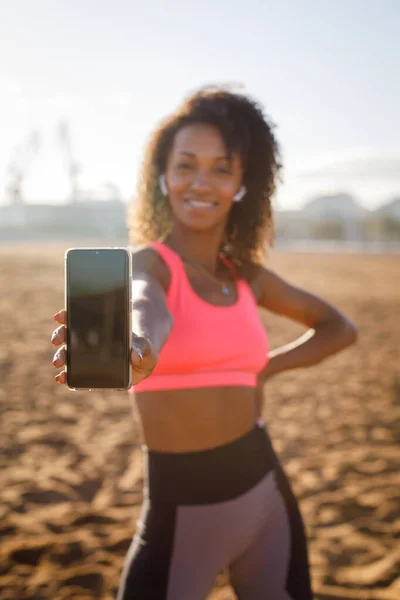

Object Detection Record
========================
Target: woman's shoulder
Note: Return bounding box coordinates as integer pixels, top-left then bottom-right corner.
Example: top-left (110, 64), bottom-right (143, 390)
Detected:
top-left (128, 244), bottom-right (171, 292)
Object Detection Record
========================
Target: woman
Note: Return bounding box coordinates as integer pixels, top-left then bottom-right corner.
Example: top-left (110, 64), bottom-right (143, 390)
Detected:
top-left (51, 86), bottom-right (358, 599)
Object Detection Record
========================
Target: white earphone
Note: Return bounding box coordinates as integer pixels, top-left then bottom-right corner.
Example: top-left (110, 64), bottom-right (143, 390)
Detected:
top-left (159, 174), bottom-right (168, 196)
top-left (233, 186), bottom-right (247, 202)
top-left (159, 174), bottom-right (246, 203)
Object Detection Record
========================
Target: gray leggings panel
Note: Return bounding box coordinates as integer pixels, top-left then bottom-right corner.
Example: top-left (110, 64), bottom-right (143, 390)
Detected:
top-left (167, 470), bottom-right (292, 600)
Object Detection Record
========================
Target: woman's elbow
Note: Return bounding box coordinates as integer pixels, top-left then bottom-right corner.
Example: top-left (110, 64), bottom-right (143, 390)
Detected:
top-left (342, 317), bottom-right (359, 347)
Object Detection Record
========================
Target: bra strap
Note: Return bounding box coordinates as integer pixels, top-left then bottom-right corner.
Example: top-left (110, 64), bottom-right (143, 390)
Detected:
top-left (219, 255), bottom-right (238, 281)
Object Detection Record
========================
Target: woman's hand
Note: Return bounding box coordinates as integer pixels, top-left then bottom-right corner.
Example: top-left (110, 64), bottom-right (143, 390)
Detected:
top-left (130, 334), bottom-right (158, 385)
top-left (51, 309), bottom-right (158, 387)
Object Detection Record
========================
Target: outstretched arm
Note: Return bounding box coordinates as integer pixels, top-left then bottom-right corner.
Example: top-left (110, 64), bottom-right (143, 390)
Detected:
top-left (129, 248), bottom-right (174, 384)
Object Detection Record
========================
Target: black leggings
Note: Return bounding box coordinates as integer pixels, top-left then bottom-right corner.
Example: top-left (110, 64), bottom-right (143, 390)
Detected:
top-left (117, 423), bottom-right (313, 599)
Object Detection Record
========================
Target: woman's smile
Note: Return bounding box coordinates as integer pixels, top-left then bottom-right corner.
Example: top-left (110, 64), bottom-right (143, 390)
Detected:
top-left (184, 198), bottom-right (219, 211)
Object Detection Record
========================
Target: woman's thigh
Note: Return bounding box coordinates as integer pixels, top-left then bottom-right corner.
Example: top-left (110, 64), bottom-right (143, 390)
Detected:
top-left (116, 500), bottom-right (223, 600)
top-left (229, 465), bottom-right (313, 600)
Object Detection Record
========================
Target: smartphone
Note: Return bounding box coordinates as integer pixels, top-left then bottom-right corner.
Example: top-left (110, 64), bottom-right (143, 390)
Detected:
top-left (65, 247), bottom-right (132, 390)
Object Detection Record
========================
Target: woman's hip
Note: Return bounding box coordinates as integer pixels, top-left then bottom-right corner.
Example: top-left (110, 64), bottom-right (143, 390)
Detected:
top-left (143, 420), bottom-right (280, 505)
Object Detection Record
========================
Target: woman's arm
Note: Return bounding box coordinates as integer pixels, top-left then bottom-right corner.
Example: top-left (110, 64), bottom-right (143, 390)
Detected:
top-left (131, 276), bottom-right (173, 355)
top-left (254, 266), bottom-right (358, 383)
top-left (129, 249), bottom-right (174, 384)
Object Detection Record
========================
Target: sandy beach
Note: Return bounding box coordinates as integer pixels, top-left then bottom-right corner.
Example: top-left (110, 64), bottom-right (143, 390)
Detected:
top-left (0, 243), bottom-right (399, 599)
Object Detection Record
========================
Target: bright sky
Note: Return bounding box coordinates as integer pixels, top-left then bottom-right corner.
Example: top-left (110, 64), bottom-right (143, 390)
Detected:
top-left (1, 0), bottom-right (399, 210)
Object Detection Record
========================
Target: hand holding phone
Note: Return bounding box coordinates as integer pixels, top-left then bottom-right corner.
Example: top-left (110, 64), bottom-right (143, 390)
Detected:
top-left (51, 310), bottom-right (157, 387)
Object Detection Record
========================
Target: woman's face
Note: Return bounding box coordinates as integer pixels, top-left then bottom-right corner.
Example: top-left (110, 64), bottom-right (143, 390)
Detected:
top-left (164, 123), bottom-right (244, 232)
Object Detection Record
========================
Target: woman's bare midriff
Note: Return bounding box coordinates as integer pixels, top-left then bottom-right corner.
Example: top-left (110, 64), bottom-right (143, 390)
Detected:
top-left (132, 386), bottom-right (258, 452)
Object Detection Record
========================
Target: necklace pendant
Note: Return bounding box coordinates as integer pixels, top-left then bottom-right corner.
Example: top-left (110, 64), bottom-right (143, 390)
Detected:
top-left (221, 286), bottom-right (230, 295)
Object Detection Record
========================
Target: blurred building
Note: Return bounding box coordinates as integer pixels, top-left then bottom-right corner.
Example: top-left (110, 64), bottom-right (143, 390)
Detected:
top-left (0, 199), bottom-right (129, 241)
top-left (275, 193), bottom-right (399, 244)
top-left (302, 193), bottom-right (367, 241)
top-left (374, 197), bottom-right (400, 219)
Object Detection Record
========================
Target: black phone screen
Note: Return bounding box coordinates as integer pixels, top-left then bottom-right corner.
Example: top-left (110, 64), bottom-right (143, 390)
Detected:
top-left (65, 248), bottom-right (131, 389)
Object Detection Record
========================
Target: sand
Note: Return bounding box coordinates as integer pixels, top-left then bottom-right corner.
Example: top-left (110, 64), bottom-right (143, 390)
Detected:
top-left (0, 242), bottom-right (399, 599)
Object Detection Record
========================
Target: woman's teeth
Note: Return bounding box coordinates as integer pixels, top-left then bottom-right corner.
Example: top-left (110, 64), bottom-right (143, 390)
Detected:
top-left (186, 199), bottom-right (216, 209)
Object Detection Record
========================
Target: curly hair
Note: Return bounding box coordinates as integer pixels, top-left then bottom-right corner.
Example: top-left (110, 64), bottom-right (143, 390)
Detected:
top-left (127, 84), bottom-right (282, 266)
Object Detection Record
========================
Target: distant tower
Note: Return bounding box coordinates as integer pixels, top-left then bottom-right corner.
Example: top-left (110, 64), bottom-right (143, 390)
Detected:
top-left (103, 182), bottom-right (123, 201)
top-left (6, 131), bottom-right (41, 204)
top-left (57, 120), bottom-right (81, 203)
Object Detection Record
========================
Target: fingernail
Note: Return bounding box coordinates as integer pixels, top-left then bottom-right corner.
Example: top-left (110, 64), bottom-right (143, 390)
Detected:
top-left (133, 344), bottom-right (143, 364)
top-left (51, 330), bottom-right (58, 342)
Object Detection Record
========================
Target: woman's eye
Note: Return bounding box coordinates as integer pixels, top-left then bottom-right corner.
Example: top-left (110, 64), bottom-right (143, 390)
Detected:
top-left (176, 163), bottom-right (192, 170)
top-left (216, 167), bottom-right (232, 174)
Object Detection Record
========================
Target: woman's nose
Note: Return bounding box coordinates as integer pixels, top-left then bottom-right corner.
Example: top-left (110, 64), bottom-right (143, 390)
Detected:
top-left (190, 171), bottom-right (212, 192)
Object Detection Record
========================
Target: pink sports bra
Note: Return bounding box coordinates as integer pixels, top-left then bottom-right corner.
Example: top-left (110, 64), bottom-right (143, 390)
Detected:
top-left (129, 242), bottom-right (269, 393)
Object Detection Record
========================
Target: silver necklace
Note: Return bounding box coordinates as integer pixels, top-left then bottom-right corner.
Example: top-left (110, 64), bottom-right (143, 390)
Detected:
top-left (175, 250), bottom-right (232, 296)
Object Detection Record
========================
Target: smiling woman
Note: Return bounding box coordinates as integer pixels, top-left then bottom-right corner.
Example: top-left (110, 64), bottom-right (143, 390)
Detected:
top-left (52, 84), bottom-right (358, 599)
